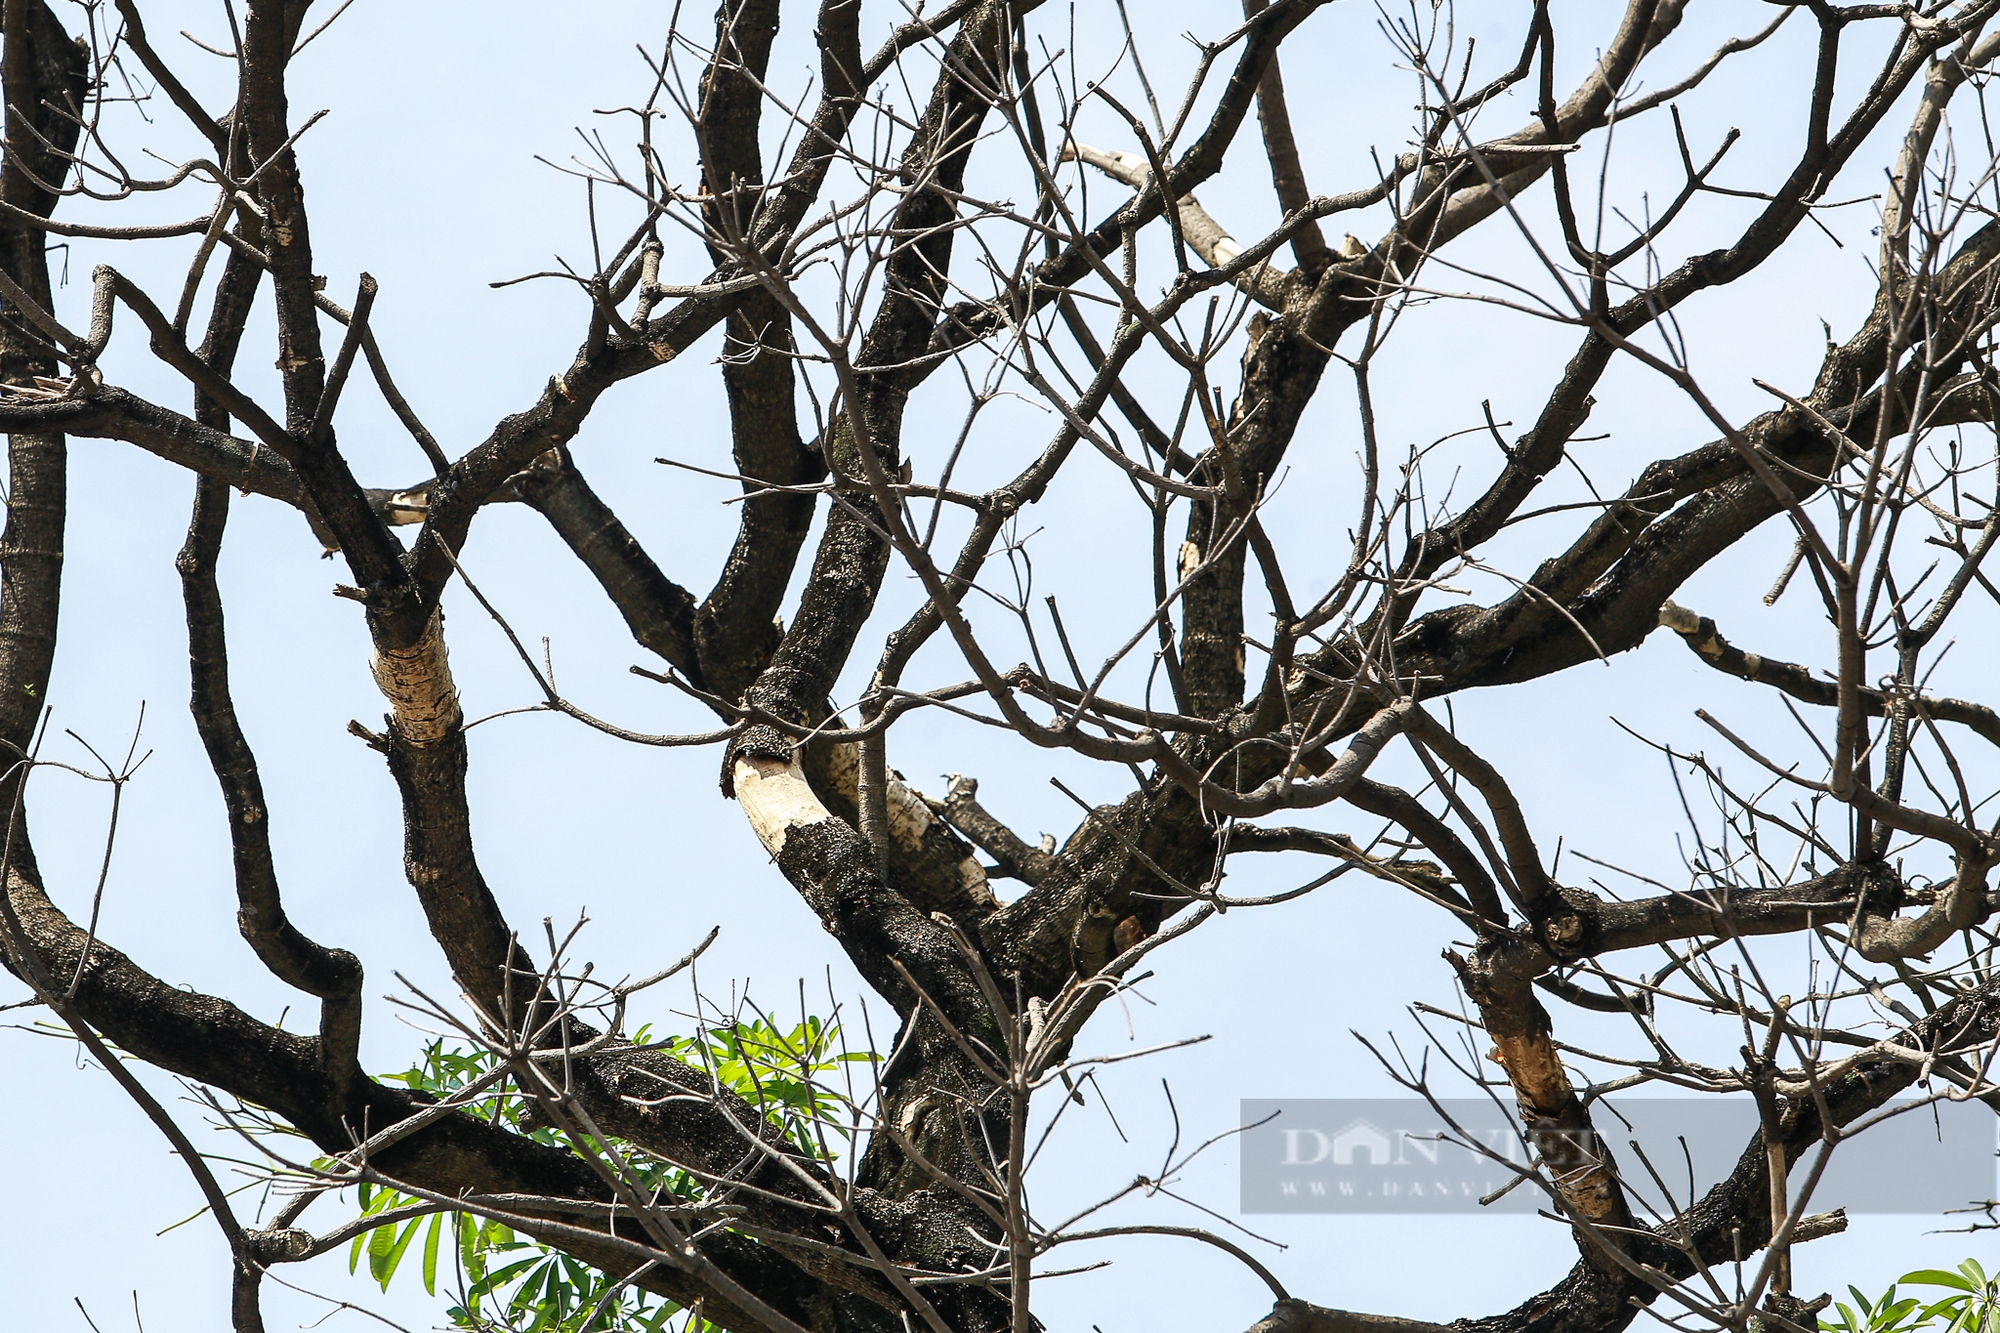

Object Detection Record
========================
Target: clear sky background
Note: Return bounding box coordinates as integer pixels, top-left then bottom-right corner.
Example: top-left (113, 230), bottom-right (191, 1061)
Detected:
top-left (1, 2), bottom-right (1994, 1329)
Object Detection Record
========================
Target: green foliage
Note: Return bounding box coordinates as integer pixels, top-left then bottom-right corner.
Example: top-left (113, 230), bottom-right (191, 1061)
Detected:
top-left (329, 1018), bottom-right (871, 1333)
top-left (664, 1014), bottom-right (869, 1159)
top-left (442, 1213), bottom-right (681, 1333)
top-left (1822, 1261), bottom-right (1999, 1333)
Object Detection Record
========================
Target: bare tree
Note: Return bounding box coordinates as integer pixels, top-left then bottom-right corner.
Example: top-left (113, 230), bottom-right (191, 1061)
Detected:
top-left (4, 2), bottom-right (2000, 1331)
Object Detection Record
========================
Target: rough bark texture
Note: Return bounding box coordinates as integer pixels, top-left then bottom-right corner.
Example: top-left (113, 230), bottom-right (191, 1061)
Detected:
top-left (7, 5), bottom-right (2000, 1333)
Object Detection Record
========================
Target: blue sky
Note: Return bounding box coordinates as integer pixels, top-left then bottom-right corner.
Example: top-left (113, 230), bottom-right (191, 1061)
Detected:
top-left (3, 2), bottom-right (1994, 1329)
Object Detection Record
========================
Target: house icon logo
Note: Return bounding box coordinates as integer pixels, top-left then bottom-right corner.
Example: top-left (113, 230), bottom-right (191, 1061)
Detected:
top-left (1330, 1118), bottom-right (1393, 1165)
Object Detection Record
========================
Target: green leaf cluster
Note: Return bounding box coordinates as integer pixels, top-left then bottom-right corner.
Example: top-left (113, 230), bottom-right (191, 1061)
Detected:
top-left (664, 1014), bottom-right (872, 1160)
top-left (331, 1017), bottom-right (871, 1333)
top-left (1822, 1261), bottom-right (2000, 1333)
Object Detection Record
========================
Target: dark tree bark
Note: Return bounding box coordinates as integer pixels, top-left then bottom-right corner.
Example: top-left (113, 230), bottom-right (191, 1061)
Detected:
top-left (5, 4), bottom-right (2000, 1333)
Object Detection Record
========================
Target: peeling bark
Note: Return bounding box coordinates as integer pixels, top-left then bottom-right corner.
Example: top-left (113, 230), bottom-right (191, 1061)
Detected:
top-left (370, 608), bottom-right (462, 745)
